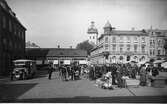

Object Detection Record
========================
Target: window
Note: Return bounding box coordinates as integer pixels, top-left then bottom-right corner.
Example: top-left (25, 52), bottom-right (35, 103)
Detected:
top-left (141, 45), bottom-right (145, 53)
top-left (9, 20), bottom-right (12, 32)
top-left (134, 36), bottom-right (138, 43)
top-left (127, 56), bottom-right (130, 61)
top-left (127, 44), bottom-right (130, 51)
top-left (153, 50), bottom-right (155, 55)
top-left (2, 16), bottom-right (6, 28)
top-left (150, 40), bottom-right (152, 47)
top-left (134, 44), bottom-right (137, 52)
top-left (119, 56), bottom-right (123, 60)
top-left (120, 45), bottom-right (123, 52)
top-left (93, 36), bottom-right (95, 39)
top-left (112, 37), bottom-right (116, 43)
top-left (112, 44), bottom-right (116, 51)
top-left (105, 37), bottom-right (108, 43)
top-left (127, 37), bottom-right (131, 43)
top-left (141, 56), bottom-right (145, 61)
top-left (152, 40), bottom-right (155, 48)
top-left (90, 36), bottom-right (91, 39)
top-left (2, 38), bottom-right (7, 46)
top-left (158, 40), bottom-right (161, 47)
top-left (105, 44), bottom-right (108, 50)
top-left (150, 50), bottom-right (152, 56)
top-left (22, 31), bottom-right (25, 40)
top-left (142, 37), bottom-right (145, 43)
top-left (158, 50), bottom-right (161, 55)
top-left (120, 36), bottom-right (123, 43)
top-left (14, 25), bottom-right (17, 35)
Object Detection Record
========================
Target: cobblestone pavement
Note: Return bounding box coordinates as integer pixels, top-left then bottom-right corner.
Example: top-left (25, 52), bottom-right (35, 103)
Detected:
top-left (0, 70), bottom-right (167, 103)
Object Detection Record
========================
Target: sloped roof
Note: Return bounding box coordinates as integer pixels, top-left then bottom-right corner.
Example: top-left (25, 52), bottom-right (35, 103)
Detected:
top-left (104, 21), bottom-right (112, 28)
top-left (26, 48), bottom-right (88, 57)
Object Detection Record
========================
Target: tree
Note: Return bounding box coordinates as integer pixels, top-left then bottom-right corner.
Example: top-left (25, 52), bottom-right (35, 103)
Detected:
top-left (76, 40), bottom-right (94, 55)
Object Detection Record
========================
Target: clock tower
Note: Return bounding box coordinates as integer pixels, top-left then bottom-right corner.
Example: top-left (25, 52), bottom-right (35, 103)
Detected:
top-left (87, 21), bottom-right (98, 46)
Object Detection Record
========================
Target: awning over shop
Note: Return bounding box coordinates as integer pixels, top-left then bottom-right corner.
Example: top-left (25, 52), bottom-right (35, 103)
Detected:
top-left (161, 62), bottom-right (167, 68)
top-left (153, 60), bottom-right (165, 64)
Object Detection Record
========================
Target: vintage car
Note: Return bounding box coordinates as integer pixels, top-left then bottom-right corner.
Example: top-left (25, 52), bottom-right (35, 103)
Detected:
top-left (11, 59), bottom-right (37, 80)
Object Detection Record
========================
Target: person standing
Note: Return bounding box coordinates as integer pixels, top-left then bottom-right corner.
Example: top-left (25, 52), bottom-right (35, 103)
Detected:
top-left (152, 65), bottom-right (159, 77)
top-left (48, 63), bottom-right (54, 80)
top-left (112, 64), bottom-right (117, 85)
top-left (139, 64), bottom-right (147, 86)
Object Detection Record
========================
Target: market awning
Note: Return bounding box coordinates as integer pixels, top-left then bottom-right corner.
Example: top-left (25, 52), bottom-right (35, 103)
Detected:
top-left (161, 62), bottom-right (167, 68)
top-left (153, 60), bottom-right (166, 64)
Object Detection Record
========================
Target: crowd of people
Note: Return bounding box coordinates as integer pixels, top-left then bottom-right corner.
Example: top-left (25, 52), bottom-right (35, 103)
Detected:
top-left (47, 61), bottom-right (165, 87)
top-left (48, 62), bottom-right (83, 81)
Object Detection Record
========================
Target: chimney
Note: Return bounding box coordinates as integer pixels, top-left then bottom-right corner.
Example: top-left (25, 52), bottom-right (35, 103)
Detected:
top-left (58, 45), bottom-right (60, 48)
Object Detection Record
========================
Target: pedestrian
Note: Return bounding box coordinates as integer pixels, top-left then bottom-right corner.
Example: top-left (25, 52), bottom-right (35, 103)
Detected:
top-left (60, 65), bottom-right (67, 81)
top-left (139, 64), bottom-right (147, 86)
top-left (152, 65), bottom-right (159, 77)
top-left (112, 64), bottom-right (117, 85)
top-left (48, 63), bottom-right (54, 80)
top-left (116, 65), bottom-right (123, 88)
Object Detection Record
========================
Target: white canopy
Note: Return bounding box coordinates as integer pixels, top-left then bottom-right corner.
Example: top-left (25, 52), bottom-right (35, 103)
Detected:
top-left (153, 60), bottom-right (165, 64)
top-left (161, 62), bottom-right (167, 68)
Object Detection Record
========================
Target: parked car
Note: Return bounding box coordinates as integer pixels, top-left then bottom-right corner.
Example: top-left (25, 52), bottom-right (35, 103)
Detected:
top-left (11, 59), bottom-right (37, 80)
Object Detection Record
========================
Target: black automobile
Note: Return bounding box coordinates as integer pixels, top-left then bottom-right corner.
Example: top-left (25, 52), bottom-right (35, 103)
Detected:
top-left (11, 59), bottom-right (37, 80)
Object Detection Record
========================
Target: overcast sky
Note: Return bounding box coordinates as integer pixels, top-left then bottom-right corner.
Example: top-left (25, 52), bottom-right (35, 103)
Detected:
top-left (6, 0), bottom-right (167, 48)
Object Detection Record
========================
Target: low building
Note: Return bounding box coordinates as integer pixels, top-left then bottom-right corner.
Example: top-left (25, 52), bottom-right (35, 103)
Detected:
top-left (0, 0), bottom-right (26, 75)
top-left (26, 48), bottom-right (88, 65)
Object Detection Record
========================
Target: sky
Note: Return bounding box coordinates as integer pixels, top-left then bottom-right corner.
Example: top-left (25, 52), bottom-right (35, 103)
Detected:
top-left (6, 0), bottom-right (167, 48)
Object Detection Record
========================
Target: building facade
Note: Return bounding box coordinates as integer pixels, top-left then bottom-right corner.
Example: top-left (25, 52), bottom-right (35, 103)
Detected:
top-left (0, 0), bottom-right (26, 75)
top-left (148, 29), bottom-right (167, 59)
top-left (89, 21), bottom-right (166, 64)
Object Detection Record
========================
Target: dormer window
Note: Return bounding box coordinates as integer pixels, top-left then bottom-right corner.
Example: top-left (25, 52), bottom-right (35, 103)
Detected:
top-left (142, 37), bottom-right (145, 43)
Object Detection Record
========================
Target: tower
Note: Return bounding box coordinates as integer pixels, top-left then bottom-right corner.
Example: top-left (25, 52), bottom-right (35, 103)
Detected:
top-left (87, 21), bottom-right (98, 45)
top-left (103, 21), bottom-right (115, 34)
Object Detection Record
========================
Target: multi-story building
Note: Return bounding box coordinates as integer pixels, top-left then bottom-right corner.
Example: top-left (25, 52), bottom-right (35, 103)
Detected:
top-left (148, 28), bottom-right (167, 60)
top-left (0, 0), bottom-right (26, 75)
top-left (90, 21), bottom-right (150, 64)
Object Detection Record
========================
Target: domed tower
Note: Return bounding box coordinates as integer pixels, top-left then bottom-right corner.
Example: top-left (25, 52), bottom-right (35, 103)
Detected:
top-left (103, 21), bottom-right (114, 34)
top-left (87, 21), bottom-right (98, 45)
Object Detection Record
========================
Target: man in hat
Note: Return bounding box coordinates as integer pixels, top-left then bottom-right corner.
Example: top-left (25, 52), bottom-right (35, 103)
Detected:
top-left (48, 62), bottom-right (54, 80)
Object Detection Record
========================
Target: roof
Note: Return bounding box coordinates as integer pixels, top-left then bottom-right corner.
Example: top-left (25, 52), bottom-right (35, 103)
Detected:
top-left (104, 21), bottom-right (112, 28)
top-left (99, 30), bottom-right (147, 39)
top-left (87, 21), bottom-right (98, 34)
top-left (26, 48), bottom-right (88, 57)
